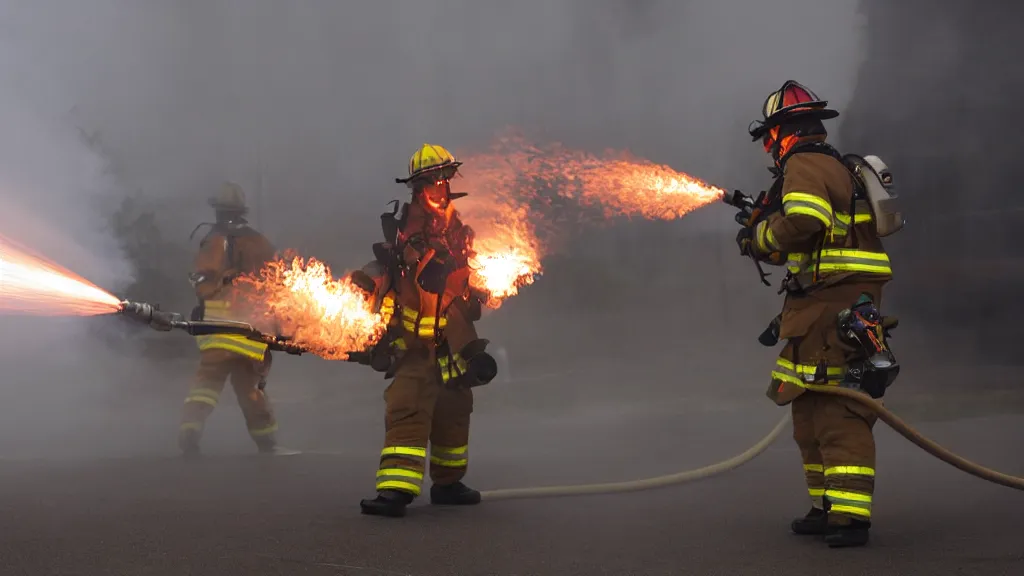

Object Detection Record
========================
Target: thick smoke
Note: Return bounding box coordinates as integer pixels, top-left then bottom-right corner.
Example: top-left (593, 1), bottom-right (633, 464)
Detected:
top-left (0, 0), bottom-right (867, 458)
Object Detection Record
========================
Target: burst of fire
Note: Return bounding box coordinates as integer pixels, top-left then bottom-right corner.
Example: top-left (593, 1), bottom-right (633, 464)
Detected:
top-left (458, 196), bottom-right (542, 309)
top-left (0, 235), bottom-right (122, 316)
top-left (459, 129), bottom-right (727, 221)
top-left (234, 255), bottom-right (387, 360)
top-left (452, 129), bottom-right (726, 306)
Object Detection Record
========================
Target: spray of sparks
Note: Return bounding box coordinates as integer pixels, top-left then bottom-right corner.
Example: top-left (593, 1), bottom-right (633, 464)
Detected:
top-left (234, 255), bottom-right (388, 360)
top-left (0, 235), bottom-right (121, 316)
top-left (453, 129), bottom-right (727, 306)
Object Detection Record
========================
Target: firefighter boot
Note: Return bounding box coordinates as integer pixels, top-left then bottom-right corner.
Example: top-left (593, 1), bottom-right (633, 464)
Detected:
top-left (178, 428), bottom-right (201, 458)
top-left (790, 506), bottom-right (828, 535)
top-left (360, 490), bottom-right (414, 518)
top-left (824, 518), bottom-right (871, 548)
top-left (254, 434), bottom-right (301, 456)
top-left (430, 481), bottom-right (482, 506)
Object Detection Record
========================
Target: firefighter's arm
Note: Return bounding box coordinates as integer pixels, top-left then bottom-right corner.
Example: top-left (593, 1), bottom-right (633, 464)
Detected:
top-left (753, 155), bottom-right (832, 255)
top-left (190, 236), bottom-right (227, 300)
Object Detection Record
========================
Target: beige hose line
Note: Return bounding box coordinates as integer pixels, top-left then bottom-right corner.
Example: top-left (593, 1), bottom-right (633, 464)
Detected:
top-left (480, 411), bottom-right (792, 501)
top-left (480, 386), bottom-right (1024, 501)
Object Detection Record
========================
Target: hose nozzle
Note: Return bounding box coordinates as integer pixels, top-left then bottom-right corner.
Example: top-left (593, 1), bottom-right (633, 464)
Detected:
top-left (118, 300), bottom-right (183, 331)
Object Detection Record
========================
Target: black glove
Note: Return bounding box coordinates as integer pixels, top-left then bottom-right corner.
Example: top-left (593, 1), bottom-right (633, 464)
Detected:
top-left (736, 226), bottom-right (754, 257)
top-left (349, 270), bottom-right (377, 295)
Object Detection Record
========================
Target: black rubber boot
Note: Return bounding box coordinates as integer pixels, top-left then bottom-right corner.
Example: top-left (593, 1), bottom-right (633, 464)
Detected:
top-left (430, 481), bottom-right (482, 506)
top-left (790, 506), bottom-right (827, 535)
top-left (825, 518), bottom-right (871, 548)
top-left (360, 490), bottom-right (414, 518)
top-left (178, 428), bottom-right (201, 458)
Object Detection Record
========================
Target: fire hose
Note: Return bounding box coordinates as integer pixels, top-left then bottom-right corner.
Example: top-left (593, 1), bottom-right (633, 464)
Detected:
top-left (480, 385), bottom-right (1024, 501)
top-left (116, 300), bottom-right (1024, 500)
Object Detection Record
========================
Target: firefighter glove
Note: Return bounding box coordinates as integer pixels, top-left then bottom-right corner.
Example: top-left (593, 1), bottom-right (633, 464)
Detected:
top-left (736, 226), bottom-right (754, 257)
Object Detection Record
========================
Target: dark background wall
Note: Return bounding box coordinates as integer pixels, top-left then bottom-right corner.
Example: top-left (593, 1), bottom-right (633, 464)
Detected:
top-left (840, 1), bottom-right (1024, 364)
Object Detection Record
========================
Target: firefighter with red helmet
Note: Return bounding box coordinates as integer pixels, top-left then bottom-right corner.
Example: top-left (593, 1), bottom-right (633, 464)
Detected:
top-left (736, 81), bottom-right (895, 547)
top-left (353, 143), bottom-right (498, 518)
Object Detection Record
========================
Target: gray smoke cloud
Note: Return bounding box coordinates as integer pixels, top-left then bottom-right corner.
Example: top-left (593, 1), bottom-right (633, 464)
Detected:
top-left (0, 0), bottom-right (866, 458)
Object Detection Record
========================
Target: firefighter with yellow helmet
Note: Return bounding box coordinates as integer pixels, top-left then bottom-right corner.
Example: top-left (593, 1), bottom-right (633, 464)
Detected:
top-left (735, 81), bottom-right (897, 547)
top-left (179, 182), bottom-right (298, 457)
top-left (352, 143), bottom-right (497, 518)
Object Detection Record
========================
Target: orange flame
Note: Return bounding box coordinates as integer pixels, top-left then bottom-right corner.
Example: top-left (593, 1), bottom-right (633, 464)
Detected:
top-left (0, 235), bottom-right (121, 316)
top-left (460, 129), bottom-right (727, 221)
top-left (457, 196), bottom-right (542, 309)
top-left (453, 130), bottom-right (726, 305)
top-left (234, 255), bottom-right (387, 360)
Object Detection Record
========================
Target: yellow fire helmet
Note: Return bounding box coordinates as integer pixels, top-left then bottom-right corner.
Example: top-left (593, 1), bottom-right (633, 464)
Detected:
top-left (208, 181), bottom-right (248, 213)
top-left (396, 143), bottom-right (463, 188)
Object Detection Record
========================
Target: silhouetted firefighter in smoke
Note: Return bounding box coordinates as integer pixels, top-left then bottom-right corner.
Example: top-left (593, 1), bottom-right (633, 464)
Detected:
top-left (180, 183), bottom-right (298, 457)
top-left (733, 81), bottom-right (900, 547)
top-left (350, 143), bottom-right (498, 517)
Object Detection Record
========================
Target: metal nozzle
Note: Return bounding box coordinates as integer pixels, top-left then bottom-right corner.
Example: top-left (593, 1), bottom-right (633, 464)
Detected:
top-left (118, 299), bottom-right (182, 331)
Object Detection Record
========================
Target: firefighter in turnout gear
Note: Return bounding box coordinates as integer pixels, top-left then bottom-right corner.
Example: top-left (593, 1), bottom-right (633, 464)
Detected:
top-left (179, 182), bottom-right (298, 457)
top-left (355, 143), bottom-right (497, 518)
top-left (738, 81), bottom-right (895, 547)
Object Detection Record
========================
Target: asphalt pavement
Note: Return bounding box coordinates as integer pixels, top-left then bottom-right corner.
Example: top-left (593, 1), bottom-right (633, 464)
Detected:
top-left (1, 383), bottom-right (1022, 576)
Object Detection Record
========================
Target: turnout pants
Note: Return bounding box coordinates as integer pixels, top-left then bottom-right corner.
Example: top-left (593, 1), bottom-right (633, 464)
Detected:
top-left (375, 349), bottom-right (474, 498)
top-left (792, 392), bottom-right (877, 524)
top-left (180, 349), bottom-right (278, 448)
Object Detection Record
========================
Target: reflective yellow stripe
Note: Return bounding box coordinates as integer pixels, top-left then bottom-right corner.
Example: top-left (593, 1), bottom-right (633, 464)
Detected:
top-left (772, 357), bottom-right (845, 387)
top-left (826, 489), bottom-right (871, 502)
top-left (381, 446), bottom-right (427, 459)
top-left (786, 249), bottom-right (892, 281)
top-left (830, 504), bottom-right (871, 519)
top-left (184, 395), bottom-right (218, 407)
top-left (438, 353), bottom-right (468, 383)
top-left (804, 464), bottom-right (824, 473)
top-left (195, 334), bottom-right (268, 360)
top-left (754, 220), bottom-right (776, 254)
top-left (826, 489), bottom-right (872, 519)
top-left (375, 467), bottom-right (423, 495)
top-left (808, 488), bottom-right (825, 497)
top-left (401, 309), bottom-right (449, 338)
top-left (391, 337), bottom-right (407, 350)
top-left (201, 299), bottom-right (247, 322)
top-left (765, 225), bottom-right (779, 252)
top-left (430, 445), bottom-right (469, 468)
top-left (833, 211), bottom-right (874, 235)
top-left (782, 191), bottom-right (833, 227)
top-left (379, 295), bottom-right (396, 322)
top-left (184, 387), bottom-right (220, 407)
top-left (816, 249), bottom-right (892, 275)
top-left (825, 466), bottom-right (875, 477)
top-left (248, 423), bottom-right (279, 437)
top-left (376, 468), bottom-right (423, 480)
top-left (376, 480), bottom-right (422, 495)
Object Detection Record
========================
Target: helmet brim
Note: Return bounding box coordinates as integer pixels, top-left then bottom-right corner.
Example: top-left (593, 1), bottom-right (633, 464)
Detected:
top-left (395, 161), bottom-right (463, 187)
top-left (208, 199), bottom-right (249, 213)
top-left (748, 108), bottom-right (839, 141)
